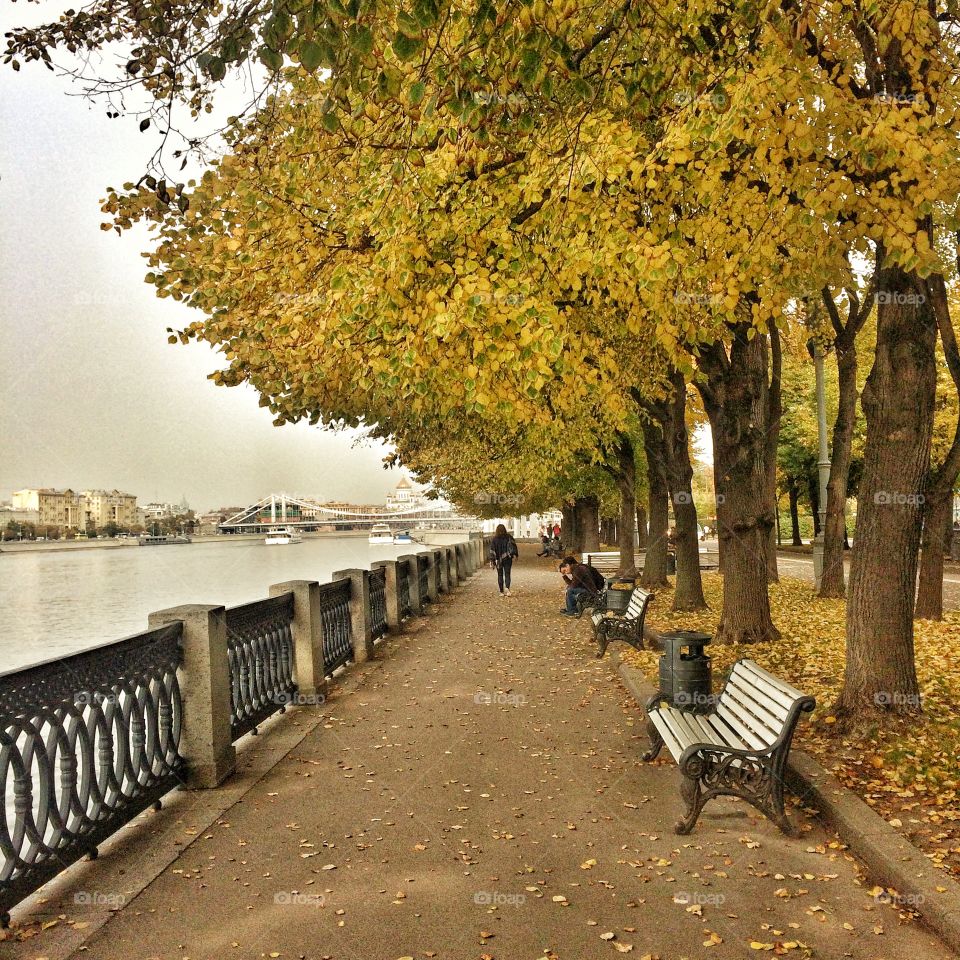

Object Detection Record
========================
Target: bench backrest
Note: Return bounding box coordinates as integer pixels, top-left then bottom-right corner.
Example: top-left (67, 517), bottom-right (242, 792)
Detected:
top-left (715, 659), bottom-right (814, 751)
top-left (624, 587), bottom-right (652, 621)
top-left (583, 552), bottom-right (621, 574)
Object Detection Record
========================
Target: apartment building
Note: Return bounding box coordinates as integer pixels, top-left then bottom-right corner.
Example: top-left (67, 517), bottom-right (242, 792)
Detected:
top-left (82, 490), bottom-right (139, 528)
top-left (12, 489), bottom-right (85, 528)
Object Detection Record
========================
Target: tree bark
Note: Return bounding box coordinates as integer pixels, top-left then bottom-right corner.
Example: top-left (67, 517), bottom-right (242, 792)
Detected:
top-left (788, 479), bottom-right (802, 545)
top-left (697, 322), bottom-right (780, 644)
top-left (766, 324), bottom-right (782, 583)
top-left (640, 419), bottom-right (670, 589)
top-left (561, 501), bottom-right (577, 552)
top-left (914, 273), bottom-right (960, 620)
top-left (915, 490), bottom-right (951, 620)
top-left (636, 505), bottom-right (648, 548)
top-left (838, 264), bottom-right (936, 720)
top-left (655, 371), bottom-right (705, 610)
top-left (613, 434), bottom-right (638, 578)
top-left (576, 496), bottom-right (600, 553)
top-left (820, 339), bottom-right (859, 597)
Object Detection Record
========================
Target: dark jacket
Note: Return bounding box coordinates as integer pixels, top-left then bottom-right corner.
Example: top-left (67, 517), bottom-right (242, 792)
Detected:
top-left (489, 534), bottom-right (519, 565)
top-left (563, 561), bottom-right (602, 592)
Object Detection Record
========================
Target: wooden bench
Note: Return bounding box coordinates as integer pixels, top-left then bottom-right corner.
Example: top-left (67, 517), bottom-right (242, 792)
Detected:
top-left (587, 548), bottom-right (718, 572)
top-left (591, 587), bottom-right (654, 658)
top-left (644, 659), bottom-right (815, 835)
top-left (583, 551), bottom-right (627, 579)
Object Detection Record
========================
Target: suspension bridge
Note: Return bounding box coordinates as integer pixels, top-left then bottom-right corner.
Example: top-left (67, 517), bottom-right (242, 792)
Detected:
top-left (218, 493), bottom-right (479, 533)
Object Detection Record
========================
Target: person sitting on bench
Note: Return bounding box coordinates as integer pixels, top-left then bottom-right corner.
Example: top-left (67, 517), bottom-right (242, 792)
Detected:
top-left (559, 555), bottom-right (603, 616)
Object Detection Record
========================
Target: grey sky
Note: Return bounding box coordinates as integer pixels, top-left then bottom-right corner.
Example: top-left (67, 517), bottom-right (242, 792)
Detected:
top-left (0, 43), bottom-right (408, 512)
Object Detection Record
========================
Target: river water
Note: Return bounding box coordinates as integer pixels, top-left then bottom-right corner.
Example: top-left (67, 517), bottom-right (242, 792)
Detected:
top-left (0, 535), bottom-right (438, 673)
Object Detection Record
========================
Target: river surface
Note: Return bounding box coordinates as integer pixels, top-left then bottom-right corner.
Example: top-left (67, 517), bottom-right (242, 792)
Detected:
top-left (0, 535), bottom-right (437, 672)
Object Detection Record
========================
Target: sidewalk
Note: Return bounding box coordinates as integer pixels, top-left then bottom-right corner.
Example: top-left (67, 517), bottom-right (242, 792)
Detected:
top-left (3, 548), bottom-right (953, 960)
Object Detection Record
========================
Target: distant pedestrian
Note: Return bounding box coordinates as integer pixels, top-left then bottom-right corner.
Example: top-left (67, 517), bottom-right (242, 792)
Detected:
top-left (536, 529), bottom-right (551, 557)
top-left (553, 522), bottom-right (561, 539)
top-left (489, 523), bottom-right (519, 596)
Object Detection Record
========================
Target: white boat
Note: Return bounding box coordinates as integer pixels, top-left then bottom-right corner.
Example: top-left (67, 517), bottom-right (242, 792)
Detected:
top-left (393, 531), bottom-right (414, 544)
top-left (369, 523), bottom-right (394, 544)
top-left (265, 527), bottom-right (303, 545)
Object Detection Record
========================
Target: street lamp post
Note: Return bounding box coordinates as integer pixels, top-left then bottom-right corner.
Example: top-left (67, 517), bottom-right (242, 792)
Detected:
top-left (812, 345), bottom-right (831, 591)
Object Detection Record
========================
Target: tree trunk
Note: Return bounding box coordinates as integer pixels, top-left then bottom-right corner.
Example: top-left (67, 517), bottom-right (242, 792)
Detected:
top-left (576, 496), bottom-right (600, 553)
top-left (657, 371), bottom-right (705, 610)
top-left (614, 434), bottom-right (638, 578)
top-left (913, 272), bottom-right (960, 621)
top-left (641, 420), bottom-right (670, 589)
top-left (820, 343), bottom-right (858, 597)
top-left (636, 505), bottom-right (648, 548)
top-left (697, 324), bottom-right (780, 644)
top-left (808, 475), bottom-right (821, 537)
top-left (775, 502), bottom-right (782, 545)
top-left (788, 480), bottom-right (802, 545)
top-left (766, 324), bottom-right (782, 584)
top-left (915, 490), bottom-right (951, 620)
top-left (561, 502), bottom-right (577, 552)
top-left (838, 264), bottom-right (936, 721)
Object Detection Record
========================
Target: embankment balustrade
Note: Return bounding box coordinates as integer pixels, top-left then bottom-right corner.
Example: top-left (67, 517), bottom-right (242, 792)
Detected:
top-left (0, 537), bottom-right (491, 925)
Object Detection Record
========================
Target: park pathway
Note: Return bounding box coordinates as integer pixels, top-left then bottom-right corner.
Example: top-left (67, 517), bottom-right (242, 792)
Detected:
top-left (5, 548), bottom-right (954, 960)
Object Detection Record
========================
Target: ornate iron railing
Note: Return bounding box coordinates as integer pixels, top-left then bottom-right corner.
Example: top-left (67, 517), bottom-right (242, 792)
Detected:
top-left (320, 579), bottom-right (353, 675)
top-left (225, 594), bottom-right (296, 742)
top-left (0, 624), bottom-right (184, 925)
top-left (397, 562), bottom-right (412, 619)
top-left (417, 555), bottom-right (431, 605)
top-left (369, 567), bottom-right (388, 640)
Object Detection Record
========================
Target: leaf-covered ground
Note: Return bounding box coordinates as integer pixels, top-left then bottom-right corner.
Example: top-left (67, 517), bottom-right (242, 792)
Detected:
top-left (623, 574), bottom-right (960, 879)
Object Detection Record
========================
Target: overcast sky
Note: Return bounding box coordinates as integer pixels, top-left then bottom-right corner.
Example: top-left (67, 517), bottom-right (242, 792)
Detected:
top-left (0, 42), bottom-right (411, 512)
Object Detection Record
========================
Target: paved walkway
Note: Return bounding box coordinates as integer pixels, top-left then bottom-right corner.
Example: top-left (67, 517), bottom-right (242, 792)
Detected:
top-left (3, 549), bottom-right (954, 960)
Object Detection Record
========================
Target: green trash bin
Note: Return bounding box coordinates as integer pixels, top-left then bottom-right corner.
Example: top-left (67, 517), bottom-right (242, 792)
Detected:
top-left (658, 630), bottom-right (712, 710)
top-left (605, 578), bottom-right (636, 613)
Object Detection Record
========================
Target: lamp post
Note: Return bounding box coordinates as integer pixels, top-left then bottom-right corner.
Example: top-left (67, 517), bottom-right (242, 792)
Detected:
top-left (811, 343), bottom-right (831, 591)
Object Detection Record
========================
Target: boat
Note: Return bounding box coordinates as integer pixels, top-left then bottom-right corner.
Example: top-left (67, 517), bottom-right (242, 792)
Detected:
top-left (369, 523), bottom-right (394, 544)
top-left (138, 534), bottom-right (192, 546)
top-left (265, 527), bottom-right (303, 545)
top-left (393, 531), bottom-right (414, 544)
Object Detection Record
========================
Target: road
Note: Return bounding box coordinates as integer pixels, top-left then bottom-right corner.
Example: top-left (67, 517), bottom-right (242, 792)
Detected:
top-left (775, 550), bottom-right (960, 612)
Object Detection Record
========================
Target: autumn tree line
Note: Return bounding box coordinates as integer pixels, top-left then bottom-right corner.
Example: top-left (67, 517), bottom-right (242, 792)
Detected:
top-left (7, 0), bottom-right (960, 726)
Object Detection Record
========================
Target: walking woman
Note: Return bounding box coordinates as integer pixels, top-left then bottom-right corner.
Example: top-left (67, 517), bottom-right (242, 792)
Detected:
top-left (489, 523), bottom-right (520, 596)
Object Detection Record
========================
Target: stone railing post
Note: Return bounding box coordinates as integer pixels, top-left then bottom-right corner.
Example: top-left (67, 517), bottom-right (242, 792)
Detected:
top-left (147, 604), bottom-right (235, 789)
top-left (372, 559), bottom-right (402, 630)
top-left (447, 546), bottom-right (460, 587)
top-left (423, 552), bottom-right (439, 602)
top-left (436, 549), bottom-right (449, 593)
top-left (398, 554), bottom-right (422, 614)
top-left (269, 580), bottom-right (327, 701)
top-left (332, 569), bottom-right (374, 663)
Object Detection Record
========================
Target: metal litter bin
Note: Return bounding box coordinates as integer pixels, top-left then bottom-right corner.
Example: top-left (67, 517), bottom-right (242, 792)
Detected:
top-left (605, 578), bottom-right (635, 613)
top-left (658, 630), bottom-right (712, 710)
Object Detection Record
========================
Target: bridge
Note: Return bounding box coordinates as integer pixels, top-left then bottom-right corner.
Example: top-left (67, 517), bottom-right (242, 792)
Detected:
top-left (218, 492), bottom-right (479, 533)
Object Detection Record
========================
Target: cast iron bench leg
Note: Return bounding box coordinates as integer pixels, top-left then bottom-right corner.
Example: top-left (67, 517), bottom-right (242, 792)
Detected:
top-left (676, 771), bottom-right (706, 835)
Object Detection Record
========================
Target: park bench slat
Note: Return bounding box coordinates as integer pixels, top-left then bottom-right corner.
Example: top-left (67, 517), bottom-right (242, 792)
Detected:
top-left (730, 669), bottom-right (794, 720)
top-left (644, 658), bottom-right (815, 835)
top-left (714, 702), bottom-right (771, 750)
top-left (721, 684), bottom-right (786, 739)
top-left (737, 661), bottom-right (808, 705)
